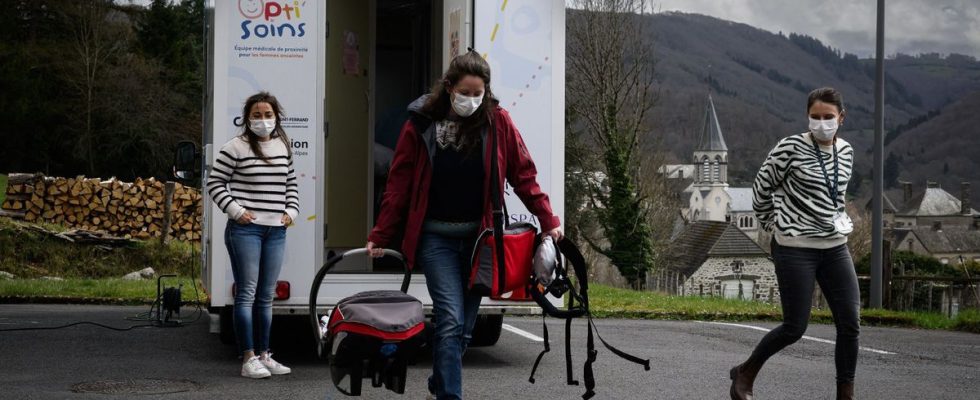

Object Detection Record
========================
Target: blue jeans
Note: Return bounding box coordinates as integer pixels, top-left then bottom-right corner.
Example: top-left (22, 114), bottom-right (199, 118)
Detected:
top-left (224, 221), bottom-right (287, 356)
top-left (749, 240), bottom-right (861, 383)
top-left (418, 233), bottom-right (483, 400)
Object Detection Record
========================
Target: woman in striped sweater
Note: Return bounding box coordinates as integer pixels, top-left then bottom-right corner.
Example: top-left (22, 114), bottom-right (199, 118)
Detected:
top-left (730, 88), bottom-right (859, 400)
top-left (207, 92), bottom-right (299, 379)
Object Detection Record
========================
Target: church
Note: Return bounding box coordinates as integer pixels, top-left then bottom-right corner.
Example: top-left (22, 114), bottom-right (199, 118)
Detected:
top-left (661, 95), bottom-right (760, 242)
top-left (651, 95), bottom-right (776, 300)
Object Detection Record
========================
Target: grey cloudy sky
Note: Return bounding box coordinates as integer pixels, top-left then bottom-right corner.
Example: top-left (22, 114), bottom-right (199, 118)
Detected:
top-left (654, 0), bottom-right (980, 58)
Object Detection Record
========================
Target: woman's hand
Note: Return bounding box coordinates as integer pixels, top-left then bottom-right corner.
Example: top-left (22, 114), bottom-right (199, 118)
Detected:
top-left (281, 214), bottom-right (293, 226)
top-left (366, 241), bottom-right (384, 258)
top-left (236, 210), bottom-right (255, 225)
top-left (544, 227), bottom-right (563, 242)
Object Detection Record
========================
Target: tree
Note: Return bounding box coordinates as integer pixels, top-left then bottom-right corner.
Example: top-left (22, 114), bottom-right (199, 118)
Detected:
top-left (57, 0), bottom-right (129, 175)
top-left (137, 0), bottom-right (204, 104)
top-left (567, 0), bottom-right (657, 288)
top-left (0, 0), bottom-right (204, 180)
top-left (846, 203), bottom-right (873, 264)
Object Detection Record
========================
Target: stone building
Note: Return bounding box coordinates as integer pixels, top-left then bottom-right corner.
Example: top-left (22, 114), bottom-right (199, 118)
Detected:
top-left (656, 220), bottom-right (779, 302)
top-left (871, 181), bottom-right (980, 263)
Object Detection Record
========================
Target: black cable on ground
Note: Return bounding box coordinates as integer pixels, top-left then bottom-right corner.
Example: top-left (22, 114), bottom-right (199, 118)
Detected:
top-left (0, 321), bottom-right (155, 332)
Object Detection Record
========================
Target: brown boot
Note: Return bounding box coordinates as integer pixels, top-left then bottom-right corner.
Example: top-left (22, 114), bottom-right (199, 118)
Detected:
top-left (837, 382), bottom-right (854, 400)
top-left (729, 361), bottom-right (762, 400)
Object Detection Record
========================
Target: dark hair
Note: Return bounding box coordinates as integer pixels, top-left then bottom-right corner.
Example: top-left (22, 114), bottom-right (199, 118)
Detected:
top-left (807, 87), bottom-right (845, 114)
top-left (235, 91), bottom-right (292, 161)
top-left (421, 50), bottom-right (499, 155)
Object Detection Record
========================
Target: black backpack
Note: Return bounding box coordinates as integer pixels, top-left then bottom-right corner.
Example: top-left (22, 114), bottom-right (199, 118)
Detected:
top-left (528, 239), bottom-right (651, 400)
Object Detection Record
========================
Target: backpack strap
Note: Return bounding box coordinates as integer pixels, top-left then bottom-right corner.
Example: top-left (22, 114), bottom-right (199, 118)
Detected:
top-left (588, 316), bottom-right (652, 369)
top-left (583, 318), bottom-right (597, 399)
top-left (565, 293), bottom-right (579, 386)
top-left (527, 310), bottom-right (550, 384)
top-left (527, 240), bottom-right (650, 399)
top-left (560, 240), bottom-right (651, 399)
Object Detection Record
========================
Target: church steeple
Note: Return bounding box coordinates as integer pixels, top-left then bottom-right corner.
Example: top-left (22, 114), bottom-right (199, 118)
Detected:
top-left (698, 95), bottom-right (728, 152)
top-left (693, 94), bottom-right (728, 187)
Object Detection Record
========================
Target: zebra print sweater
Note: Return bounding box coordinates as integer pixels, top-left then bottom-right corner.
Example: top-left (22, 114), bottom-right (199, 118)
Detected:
top-left (207, 136), bottom-right (299, 227)
top-left (753, 132), bottom-right (854, 249)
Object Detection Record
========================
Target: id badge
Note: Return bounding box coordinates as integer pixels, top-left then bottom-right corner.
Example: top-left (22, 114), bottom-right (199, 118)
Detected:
top-left (833, 211), bottom-right (853, 234)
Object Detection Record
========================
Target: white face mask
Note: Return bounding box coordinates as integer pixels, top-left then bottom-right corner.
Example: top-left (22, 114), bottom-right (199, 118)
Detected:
top-left (250, 118), bottom-right (276, 138)
top-left (451, 92), bottom-right (483, 118)
top-left (809, 117), bottom-right (839, 142)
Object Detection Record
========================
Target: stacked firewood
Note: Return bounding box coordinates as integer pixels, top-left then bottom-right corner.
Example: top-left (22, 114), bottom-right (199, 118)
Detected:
top-left (1, 173), bottom-right (202, 241)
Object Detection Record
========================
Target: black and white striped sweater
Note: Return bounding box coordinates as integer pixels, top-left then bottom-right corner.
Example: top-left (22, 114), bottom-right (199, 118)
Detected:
top-left (207, 136), bottom-right (299, 226)
top-left (753, 132), bottom-right (853, 249)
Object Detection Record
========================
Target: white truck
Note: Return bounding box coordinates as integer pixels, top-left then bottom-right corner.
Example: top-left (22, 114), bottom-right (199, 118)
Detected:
top-left (181, 0), bottom-right (565, 346)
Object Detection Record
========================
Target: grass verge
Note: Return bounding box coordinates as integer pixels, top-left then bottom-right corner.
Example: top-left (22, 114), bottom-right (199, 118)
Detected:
top-left (0, 216), bottom-right (197, 279)
top-left (588, 284), bottom-right (980, 333)
top-left (0, 278), bottom-right (207, 305)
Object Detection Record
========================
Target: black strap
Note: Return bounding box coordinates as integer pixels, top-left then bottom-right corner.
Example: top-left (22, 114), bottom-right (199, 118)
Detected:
top-left (487, 114), bottom-right (508, 294)
top-left (336, 361), bottom-right (363, 396)
top-left (587, 315), bottom-right (651, 370)
top-left (565, 293), bottom-right (579, 386)
top-left (528, 311), bottom-right (550, 384)
top-left (562, 240), bottom-right (650, 399)
top-left (583, 318), bottom-right (597, 400)
top-left (811, 133), bottom-right (840, 208)
top-left (525, 240), bottom-right (650, 398)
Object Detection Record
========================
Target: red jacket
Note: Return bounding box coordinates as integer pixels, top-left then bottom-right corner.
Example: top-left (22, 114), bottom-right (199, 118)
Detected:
top-left (368, 101), bottom-right (560, 270)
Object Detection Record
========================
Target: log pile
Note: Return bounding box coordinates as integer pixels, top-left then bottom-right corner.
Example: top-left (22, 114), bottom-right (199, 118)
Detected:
top-left (1, 173), bottom-right (202, 241)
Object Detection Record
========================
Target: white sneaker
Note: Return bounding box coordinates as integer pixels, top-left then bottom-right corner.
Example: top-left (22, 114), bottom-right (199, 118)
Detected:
top-left (241, 356), bottom-right (272, 379)
top-left (259, 353), bottom-right (291, 375)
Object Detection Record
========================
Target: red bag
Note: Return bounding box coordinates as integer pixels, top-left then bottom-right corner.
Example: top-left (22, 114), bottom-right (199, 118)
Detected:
top-left (469, 222), bottom-right (537, 299)
top-left (468, 114), bottom-right (538, 300)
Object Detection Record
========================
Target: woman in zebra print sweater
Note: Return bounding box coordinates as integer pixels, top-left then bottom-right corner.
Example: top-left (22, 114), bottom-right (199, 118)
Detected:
top-left (730, 88), bottom-right (859, 400)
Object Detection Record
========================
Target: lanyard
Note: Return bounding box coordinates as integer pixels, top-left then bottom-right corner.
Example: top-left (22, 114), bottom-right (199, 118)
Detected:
top-left (812, 134), bottom-right (840, 209)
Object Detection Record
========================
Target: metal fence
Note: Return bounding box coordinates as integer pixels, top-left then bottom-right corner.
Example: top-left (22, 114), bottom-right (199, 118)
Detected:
top-left (858, 275), bottom-right (980, 317)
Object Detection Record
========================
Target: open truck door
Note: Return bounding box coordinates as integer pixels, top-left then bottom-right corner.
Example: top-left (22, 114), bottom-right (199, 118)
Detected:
top-left (203, 0), bottom-right (564, 347)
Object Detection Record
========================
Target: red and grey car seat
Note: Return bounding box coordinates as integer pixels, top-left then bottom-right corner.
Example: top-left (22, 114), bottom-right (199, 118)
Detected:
top-left (309, 249), bottom-right (425, 396)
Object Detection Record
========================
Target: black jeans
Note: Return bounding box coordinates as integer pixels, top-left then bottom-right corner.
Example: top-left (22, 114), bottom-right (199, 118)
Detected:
top-left (748, 240), bottom-right (861, 383)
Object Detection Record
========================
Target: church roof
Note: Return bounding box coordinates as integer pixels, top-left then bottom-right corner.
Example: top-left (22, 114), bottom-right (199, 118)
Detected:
top-left (697, 95), bottom-right (728, 152)
top-left (897, 226), bottom-right (980, 254)
top-left (900, 186), bottom-right (976, 216)
top-left (875, 183), bottom-right (978, 217)
top-left (669, 221), bottom-right (768, 277)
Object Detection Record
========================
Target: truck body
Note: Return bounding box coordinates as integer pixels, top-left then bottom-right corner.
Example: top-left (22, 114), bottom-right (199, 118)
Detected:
top-left (202, 0), bottom-right (565, 343)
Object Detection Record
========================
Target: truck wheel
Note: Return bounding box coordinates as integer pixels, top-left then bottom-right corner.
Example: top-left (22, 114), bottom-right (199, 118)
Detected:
top-left (468, 314), bottom-right (503, 347)
top-left (219, 305), bottom-right (235, 345)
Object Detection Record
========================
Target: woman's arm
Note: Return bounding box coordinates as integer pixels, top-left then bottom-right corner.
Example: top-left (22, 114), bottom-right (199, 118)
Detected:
top-left (752, 138), bottom-right (794, 232)
top-left (284, 156), bottom-right (299, 223)
top-left (207, 142), bottom-right (247, 221)
top-left (368, 120), bottom-right (420, 247)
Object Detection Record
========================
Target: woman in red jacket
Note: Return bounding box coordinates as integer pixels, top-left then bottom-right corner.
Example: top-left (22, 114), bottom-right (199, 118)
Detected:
top-left (366, 50), bottom-right (561, 399)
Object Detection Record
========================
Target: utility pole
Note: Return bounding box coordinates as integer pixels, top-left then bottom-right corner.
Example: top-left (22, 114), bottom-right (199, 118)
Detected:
top-left (871, 0), bottom-right (886, 308)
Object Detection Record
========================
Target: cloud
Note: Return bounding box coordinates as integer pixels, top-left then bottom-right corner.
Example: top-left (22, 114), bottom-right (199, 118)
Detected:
top-left (654, 0), bottom-right (980, 58)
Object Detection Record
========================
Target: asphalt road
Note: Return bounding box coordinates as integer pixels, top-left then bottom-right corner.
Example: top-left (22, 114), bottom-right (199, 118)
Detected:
top-left (1, 304), bottom-right (978, 399)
